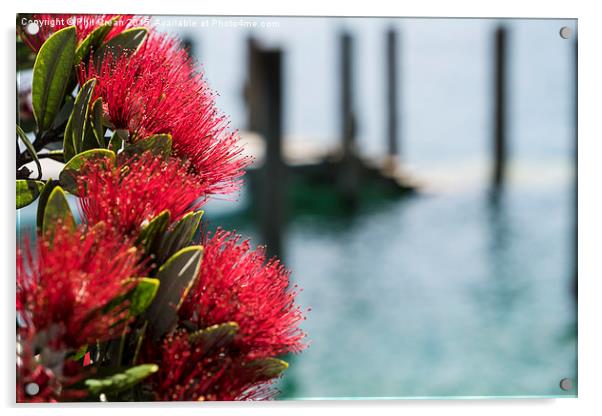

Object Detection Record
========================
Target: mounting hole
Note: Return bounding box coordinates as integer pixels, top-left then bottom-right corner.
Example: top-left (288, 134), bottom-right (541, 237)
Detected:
top-left (25, 382), bottom-right (39, 396)
top-left (559, 378), bottom-right (573, 391)
top-left (25, 22), bottom-right (40, 35)
top-left (559, 26), bottom-right (572, 39)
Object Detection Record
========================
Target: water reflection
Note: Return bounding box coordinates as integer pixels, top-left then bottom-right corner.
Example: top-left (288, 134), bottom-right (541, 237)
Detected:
top-left (273, 182), bottom-right (575, 398)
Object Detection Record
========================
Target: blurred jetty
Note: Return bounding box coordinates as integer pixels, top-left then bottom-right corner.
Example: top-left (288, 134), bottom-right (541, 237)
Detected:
top-left (241, 34), bottom-right (418, 257)
top-left (238, 131), bottom-right (418, 197)
top-left (186, 26), bottom-right (520, 258)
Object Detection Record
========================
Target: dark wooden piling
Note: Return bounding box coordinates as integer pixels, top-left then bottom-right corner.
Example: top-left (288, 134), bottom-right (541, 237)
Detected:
top-left (181, 37), bottom-right (196, 58)
top-left (246, 38), bottom-right (263, 133)
top-left (386, 29), bottom-right (399, 165)
top-left (492, 26), bottom-right (508, 192)
top-left (260, 50), bottom-right (285, 259)
top-left (340, 33), bottom-right (355, 157)
top-left (338, 33), bottom-right (359, 205)
top-left (246, 39), bottom-right (286, 259)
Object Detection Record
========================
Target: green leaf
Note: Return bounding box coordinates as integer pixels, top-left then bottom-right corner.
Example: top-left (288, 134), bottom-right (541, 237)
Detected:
top-left (59, 148), bottom-right (116, 195)
top-left (91, 98), bottom-right (106, 147)
top-left (243, 358), bottom-right (289, 382)
top-left (36, 179), bottom-right (60, 230)
top-left (16, 125), bottom-right (42, 180)
top-left (42, 186), bottom-right (76, 235)
top-left (71, 344), bottom-right (88, 362)
top-left (63, 78), bottom-right (97, 162)
top-left (74, 16), bottom-right (120, 63)
top-left (62, 148), bottom-right (115, 171)
top-left (94, 27), bottom-right (148, 68)
top-left (32, 26), bottom-right (76, 132)
top-left (123, 134), bottom-right (172, 158)
top-left (189, 322), bottom-right (239, 355)
top-left (144, 246), bottom-right (204, 337)
top-left (16, 180), bottom-right (44, 209)
top-left (51, 96), bottom-right (74, 131)
top-left (156, 211), bottom-right (203, 264)
top-left (40, 150), bottom-right (66, 163)
top-left (130, 278), bottom-right (160, 316)
top-left (85, 364), bottom-right (158, 396)
top-left (136, 210), bottom-right (170, 254)
top-left (81, 122), bottom-right (100, 152)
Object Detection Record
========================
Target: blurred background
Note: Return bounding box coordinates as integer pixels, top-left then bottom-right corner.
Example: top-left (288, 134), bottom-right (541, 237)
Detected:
top-left (17, 16), bottom-right (578, 398)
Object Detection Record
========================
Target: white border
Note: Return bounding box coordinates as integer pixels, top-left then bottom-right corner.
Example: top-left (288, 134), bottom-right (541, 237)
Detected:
top-left (2, 1), bottom-right (600, 415)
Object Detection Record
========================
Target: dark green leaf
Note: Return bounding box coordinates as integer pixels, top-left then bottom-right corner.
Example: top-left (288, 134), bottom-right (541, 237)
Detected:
top-left (189, 322), bottom-right (239, 355)
top-left (16, 180), bottom-right (44, 209)
top-left (144, 246), bottom-right (204, 338)
top-left (243, 358), bottom-right (289, 382)
top-left (74, 16), bottom-right (120, 63)
top-left (59, 148), bottom-right (116, 195)
top-left (94, 27), bottom-right (148, 68)
top-left (122, 134), bottom-right (172, 158)
top-left (42, 186), bottom-right (76, 235)
top-left (51, 96), bottom-right (74, 131)
top-left (157, 211), bottom-right (203, 264)
top-left (16, 124), bottom-right (42, 180)
top-left (36, 179), bottom-right (60, 230)
top-left (63, 78), bottom-right (96, 162)
top-left (81, 121), bottom-right (100, 151)
top-left (85, 364), bottom-right (158, 396)
top-left (136, 210), bottom-right (170, 254)
top-left (32, 26), bottom-right (76, 132)
top-left (130, 278), bottom-right (160, 316)
top-left (91, 98), bottom-right (106, 147)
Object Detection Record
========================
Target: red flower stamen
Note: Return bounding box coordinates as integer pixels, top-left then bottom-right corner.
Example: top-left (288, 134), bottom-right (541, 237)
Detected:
top-left (77, 153), bottom-right (207, 236)
top-left (151, 330), bottom-right (279, 401)
top-left (17, 223), bottom-right (143, 351)
top-left (79, 31), bottom-right (250, 197)
top-left (180, 229), bottom-right (307, 359)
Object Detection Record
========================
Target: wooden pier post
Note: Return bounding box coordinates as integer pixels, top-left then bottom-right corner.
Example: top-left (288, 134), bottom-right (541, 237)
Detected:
top-left (338, 33), bottom-right (359, 206)
top-left (181, 37), bottom-right (196, 58)
top-left (492, 26), bottom-right (508, 192)
top-left (246, 38), bottom-right (262, 133)
top-left (340, 33), bottom-right (355, 159)
top-left (385, 29), bottom-right (399, 173)
top-left (246, 39), bottom-right (286, 259)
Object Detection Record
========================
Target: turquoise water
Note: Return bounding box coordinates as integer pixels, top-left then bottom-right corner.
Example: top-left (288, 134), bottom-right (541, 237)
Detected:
top-left (279, 183), bottom-right (576, 398)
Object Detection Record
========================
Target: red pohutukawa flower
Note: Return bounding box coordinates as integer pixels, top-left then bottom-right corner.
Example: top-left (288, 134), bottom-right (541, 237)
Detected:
top-left (79, 31), bottom-right (249, 196)
top-left (151, 330), bottom-right (280, 401)
top-left (18, 14), bottom-right (148, 52)
top-left (16, 342), bottom-right (87, 403)
top-left (17, 223), bottom-right (143, 351)
top-left (77, 153), bottom-right (207, 235)
top-left (179, 230), bottom-right (307, 359)
top-left (16, 13), bottom-right (307, 403)
top-left (147, 230), bottom-right (306, 401)
top-left (16, 342), bottom-right (62, 403)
